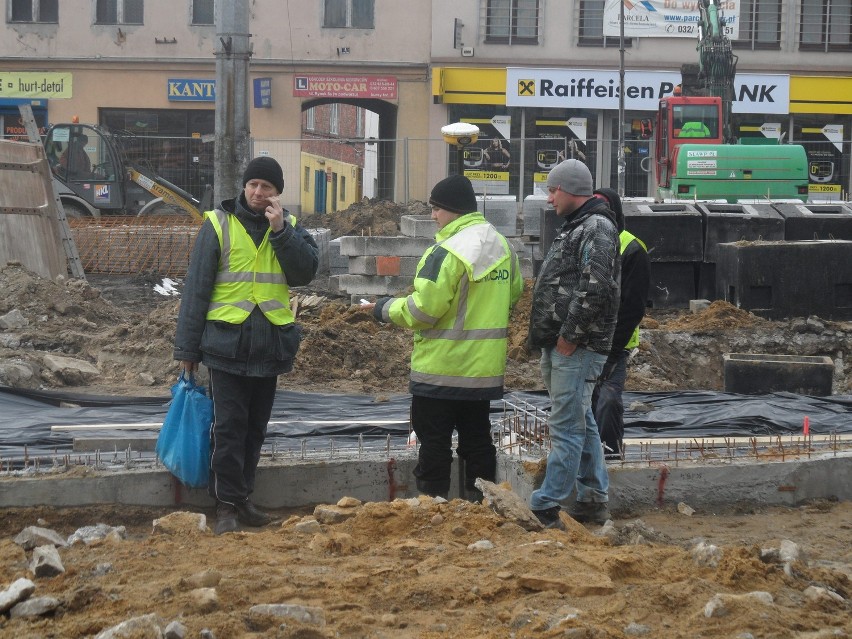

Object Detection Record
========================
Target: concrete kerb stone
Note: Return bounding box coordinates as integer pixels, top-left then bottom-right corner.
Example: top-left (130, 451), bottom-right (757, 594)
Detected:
top-left (1, 450), bottom-right (849, 513)
top-left (338, 236), bottom-right (433, 258)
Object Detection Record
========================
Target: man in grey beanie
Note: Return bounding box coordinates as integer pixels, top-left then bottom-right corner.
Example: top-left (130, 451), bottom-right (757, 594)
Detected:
top-left (174, 156), bottom-right (319, 534)
top-left (527, 159), bottom-right (621, 529)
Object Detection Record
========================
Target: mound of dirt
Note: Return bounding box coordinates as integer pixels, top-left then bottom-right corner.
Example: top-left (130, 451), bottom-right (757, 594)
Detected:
top-left (2, 261), bottom-right (851, 396)
top-left (300, 197), bottom-right (430, 239)
top-left (0, 498), bottom-right (849, 638)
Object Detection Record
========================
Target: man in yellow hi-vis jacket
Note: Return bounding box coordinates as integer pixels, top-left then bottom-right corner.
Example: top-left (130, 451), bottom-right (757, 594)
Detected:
top-left (175, 156), bottom-right (319, 534)
top-left (368, 175), bottom-right (523, 500)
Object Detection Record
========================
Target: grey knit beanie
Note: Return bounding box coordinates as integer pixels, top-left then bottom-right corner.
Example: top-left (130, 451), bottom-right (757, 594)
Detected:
top-left (546, 159), bottom-right (593, 196)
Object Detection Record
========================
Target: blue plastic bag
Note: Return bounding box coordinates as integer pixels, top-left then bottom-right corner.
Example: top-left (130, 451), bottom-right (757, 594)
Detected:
top-left (155, 372), bottom-right (213, 488)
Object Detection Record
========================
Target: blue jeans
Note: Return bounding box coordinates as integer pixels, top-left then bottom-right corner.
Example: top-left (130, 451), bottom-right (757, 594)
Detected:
top-left (529, 346), bottom-right (609, 511)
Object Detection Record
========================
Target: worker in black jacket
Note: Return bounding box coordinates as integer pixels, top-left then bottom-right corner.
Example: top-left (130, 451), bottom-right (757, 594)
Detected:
top-left (591, 188), bottom-right (651, 458)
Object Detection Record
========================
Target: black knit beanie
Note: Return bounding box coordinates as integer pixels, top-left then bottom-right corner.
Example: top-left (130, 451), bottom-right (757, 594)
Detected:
top-left (428, 174), bottom-right (478, 215)
top-left (242, 156), bottom-right (284, 193)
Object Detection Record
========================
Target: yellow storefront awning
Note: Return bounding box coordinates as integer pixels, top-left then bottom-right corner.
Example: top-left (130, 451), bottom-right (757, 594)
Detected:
top-left (789, 76), bottom-right (852, 115)
top-left (432, 67), bottom-right (507, 105)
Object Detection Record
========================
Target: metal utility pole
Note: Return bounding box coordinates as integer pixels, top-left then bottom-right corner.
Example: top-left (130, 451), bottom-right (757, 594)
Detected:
top-left (617, 0), bottom-right (626, 197)
top-left (214, 1), bottom-right (252, 204)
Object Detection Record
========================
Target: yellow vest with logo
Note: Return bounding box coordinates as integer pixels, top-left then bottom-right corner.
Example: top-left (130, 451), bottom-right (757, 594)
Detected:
top-left (204, 209), bottom-right (295, 326)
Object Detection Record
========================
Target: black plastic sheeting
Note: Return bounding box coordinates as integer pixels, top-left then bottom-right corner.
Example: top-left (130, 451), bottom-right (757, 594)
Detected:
top-left (1, 386), bottom-right (850, 460)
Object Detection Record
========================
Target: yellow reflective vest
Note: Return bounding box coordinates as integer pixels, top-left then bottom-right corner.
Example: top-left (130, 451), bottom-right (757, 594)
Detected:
top-left (204, 209), bottom-right (296, 326)
top-left (385, 212), bottom-right (523, 400)
top-left (620, 230), bottom-right (647, 351)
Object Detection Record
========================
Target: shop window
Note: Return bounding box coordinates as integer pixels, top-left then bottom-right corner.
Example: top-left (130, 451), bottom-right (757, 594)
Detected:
top-left (191, 0), bottom-right (213, 25)
top-left (95, 0), bottom-right (143, 25)
top-left (9, 0), bottom-right (58, 22)
top-left (734, 0), bottom-right (781, 49)
top-left (578, 0), bottom-right (632, 48)
top-left (800, 0), bottom-right (852, 51)
top-left (484, 0), bottom-right (540, 45)
top-left (330, 104), bottom-right (339, 135)
top-left (323, 0), bottom-right (373, 28)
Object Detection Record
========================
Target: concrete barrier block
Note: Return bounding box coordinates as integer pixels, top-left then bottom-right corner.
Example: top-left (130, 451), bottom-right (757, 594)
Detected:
top-left (522, 196), bottom-right (548, 236)
top-left (716, 240), bottom-right (852, 320)
top-left (623, 202), bottom-right (703, 262)
top-left (335, 274), bottom-right (414, 296)
top-left (696, 203), bottom-right (784, 263)
top-left (648, 262), bottom-right (696, 309)
top-left (477, 196), bottom-right (519, 237)
top-left (400, 215), bottom-right (437, 238)
top-left (338, 236), bottom-right (433, 258)
top-left (723, 353), bottom-right (834, 396)
top-left (772, 202), bottom-right (852, 241)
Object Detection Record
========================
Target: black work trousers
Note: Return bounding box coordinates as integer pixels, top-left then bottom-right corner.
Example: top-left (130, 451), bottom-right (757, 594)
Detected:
top-left (208, 368), bottom-right (278, 505)
top-left (410, 395), bottom-right (497, 498)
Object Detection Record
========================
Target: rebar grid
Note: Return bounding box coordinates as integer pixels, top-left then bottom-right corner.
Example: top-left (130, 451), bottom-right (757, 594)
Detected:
top-left (492, 398), bottom-right (852, 466)
top-left (68, 216), bottom-right (201, 277)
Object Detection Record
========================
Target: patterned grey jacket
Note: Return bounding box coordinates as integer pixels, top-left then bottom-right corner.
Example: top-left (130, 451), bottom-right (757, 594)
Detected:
top-left (527, 197), bottom-right (621, 355)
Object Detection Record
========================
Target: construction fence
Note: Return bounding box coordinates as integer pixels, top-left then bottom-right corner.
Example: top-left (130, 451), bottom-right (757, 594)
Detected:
top-left (64, 135), bottom-right (849, 277)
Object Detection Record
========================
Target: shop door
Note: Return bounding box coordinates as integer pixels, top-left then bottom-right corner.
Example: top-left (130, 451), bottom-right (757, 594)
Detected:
top-left (314, 170), bottom-right (326, 214)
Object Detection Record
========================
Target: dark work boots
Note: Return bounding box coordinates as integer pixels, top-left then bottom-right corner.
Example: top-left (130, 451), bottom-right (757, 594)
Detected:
top-left (568, 501), bottom-right (611, 525)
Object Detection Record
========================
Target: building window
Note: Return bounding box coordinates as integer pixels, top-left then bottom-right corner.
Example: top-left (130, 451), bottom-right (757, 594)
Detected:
top-left (95, 0), bottom-right (144, 25)
top-left (800, 0), bottom-right (852, 51)
top-left (191, 0), bottom-right (213, 25)
top-left (340, 175), bottom-right (346, 201)
top-left (9, 0), bottom-right (58, 22)
top-left (306, 107), bottom-right (315, 131)
top-left (323, 0), bottom-right (374, 28)
top-left (303, 166), bottom-right (310, 192)
top-left (330, 104), bottom-right (339, 135)
top-left (578, 0), bottom-right (632, 48)
top-left (734, 0), bottom-right (781, 50)
top-left (485, 0), bottom-right (540, 44)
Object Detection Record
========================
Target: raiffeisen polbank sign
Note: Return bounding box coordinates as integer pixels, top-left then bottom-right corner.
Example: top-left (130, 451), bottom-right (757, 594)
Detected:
top-left (506, 68), bottom-right (790, 115)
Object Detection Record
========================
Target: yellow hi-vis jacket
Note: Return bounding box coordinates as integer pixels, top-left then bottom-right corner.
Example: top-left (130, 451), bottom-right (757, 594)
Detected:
top-left (620, 229), bottom-right (647, 351)
top-left (383, 212), bottom-right (523, 401)
top-left (204, 209), bottom-right (296, 326)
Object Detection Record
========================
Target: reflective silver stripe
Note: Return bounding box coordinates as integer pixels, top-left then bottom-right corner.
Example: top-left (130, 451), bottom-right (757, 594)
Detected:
top-left (420, 327), bottom-right (507, 340)
top-left (406, 296), bottom-right (438, 325)
top-left (255, 272), bottom-right (287, 285)
top-left (453, 274), bottom-right (469, 331)
top-left (212, 209), bottom-right (231, 270)
top-left (213, 270), bottom-right (286, 286)
top-left (410, 370), bottom-right (504, 388)
top-left (258, 299), bottom-right (287, 312)
top-left (216, 272), bottom-right (254, 283)
top-left (209, 300), bottom-right (255, 312)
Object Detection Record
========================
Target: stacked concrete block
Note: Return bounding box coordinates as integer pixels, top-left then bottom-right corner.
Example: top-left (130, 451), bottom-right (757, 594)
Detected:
top-left (331, 235), bottom-right (433, 300)
top-left (400, 214), bottom-right (437, 239)
top-left (328, 238), bottom-right (348, 275)
top-left (307, 228), bottom-right (331, 274)
top-left (477, 195), bottom-right (519, 237)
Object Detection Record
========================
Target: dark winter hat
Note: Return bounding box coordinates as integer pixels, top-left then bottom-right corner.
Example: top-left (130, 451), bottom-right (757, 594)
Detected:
top-left (594, 188), bottom-right (624, 232)
top-left (429, 174), bottom-right (478, 215)
top-left (242, 156), bottom-right (284, 193)
top-left (547, 158), bottom-right (593, 196)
